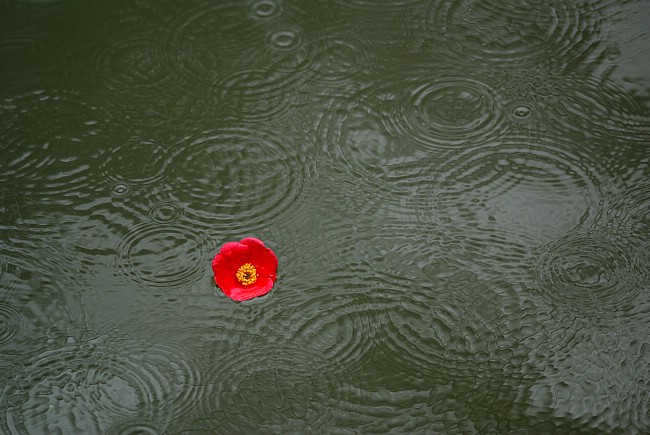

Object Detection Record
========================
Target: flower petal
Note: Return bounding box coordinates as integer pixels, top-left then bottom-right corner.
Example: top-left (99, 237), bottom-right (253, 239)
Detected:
top-left (211, 237), bottom-right (278, 302)
top-left (239, 237), bottom-right (267, 248)
top-left (241, 238), bottom-right (278, 277)
top-left (225, 277), bottom-right (274, 302)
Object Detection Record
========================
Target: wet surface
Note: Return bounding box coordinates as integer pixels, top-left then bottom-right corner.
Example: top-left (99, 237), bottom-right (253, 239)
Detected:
top-left (1, 0), bottom-right (649, 432)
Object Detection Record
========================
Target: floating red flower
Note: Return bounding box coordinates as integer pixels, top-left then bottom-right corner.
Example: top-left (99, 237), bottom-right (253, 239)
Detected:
top-left (211, 237), bottom-right (278, 301)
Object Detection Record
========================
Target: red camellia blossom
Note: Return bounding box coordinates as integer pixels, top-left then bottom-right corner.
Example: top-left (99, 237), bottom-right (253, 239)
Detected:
top-left (211, 237), bottom-right (278, 301)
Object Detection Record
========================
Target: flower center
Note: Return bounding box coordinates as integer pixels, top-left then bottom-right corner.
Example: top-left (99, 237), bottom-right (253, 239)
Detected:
top-left (236, 263), bottom-right (257, 285)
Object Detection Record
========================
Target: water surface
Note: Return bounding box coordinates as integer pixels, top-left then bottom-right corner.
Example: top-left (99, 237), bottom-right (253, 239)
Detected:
top-left (1, 0), bottom-right (649, 433)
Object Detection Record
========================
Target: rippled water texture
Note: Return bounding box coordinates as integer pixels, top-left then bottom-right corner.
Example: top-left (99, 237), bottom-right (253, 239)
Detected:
top-left (1, 0), bottom-right (649, 432)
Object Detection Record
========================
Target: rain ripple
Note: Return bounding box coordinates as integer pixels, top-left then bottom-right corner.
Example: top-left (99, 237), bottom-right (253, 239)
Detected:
top-left (604, 177), bottom-right (650, 243)
top-left (329, 0), bottom-right (425, 9)
top-left (524, 323), bottom-right (650, 432)
top-left (0, 301), bottom-right (26, 347)
top-left (493, 67), bottom-right (562, 133)
top-left (382, 71), bottom-right (504, 149)
top-left (209, 68), bottom-right (292, 123)
top-left (147, 201), bottom-right (184, 225)
top-left (199, 338), bottom-right (330, 433)
top-left (551, 74), bottom-right (650, 142)
top-left (311, 34), bottom-right (374, 86)
top-left (260, 29), bottom-right (375, 97)
top-left (247, 0), bottom-right (284, 22)
top-left (424, 0), bottom-right (607, 66)
top-left (274, 291), bottom-right (390, 372)
top-left (315, 89), bottom-right (429, 191)
top-left (309, 351), bottom-right (436, 432)
top-left (165, 1), bottom-right (245, 87)
top-left (383, 273), bottom-right (530, 378)
top-left (167, 1), bottom-right (373, 114)
top-left (311, 347), bottom-right (506, 433)
top-left (105, 419), bottom-right (160, 435)
top-left (415, 137), bottom-right (605, 275)
top-left (527, 231), bottom-right (645, 318)
top-left (0, 89), bottom-right (107, 207)
top-left (83, 24), bottom-right (177, 101)
top-left (0, 8), bottom-right (56, 84)
top-left (166, 0), bottom-right (306, 89)
top-left (171, 127), bottom-right (315, 233)
top-left (494, 68), bottom-right (650, 146)
top-left (97, 131), bottom-right (176, 193)
top-left (115, 222), bottom-right (210, 289)
top-left (222, 6), bottom-right (383, 100)
top-left (276, 240), bottom-right (422, 373)
top-left (179, 270), bottom-right (288, 345)
top-left (70, 190), bottom-right (164, 272)
top-left (238, 233), bottom-right (417, 374)
top-left (314, 271), bottom-right (537, 432)
top-left (631, 241), bottom-right (650, 283)
top-left (0, 337), bottom-right (201, 434)
top-left (266, 27), bottom-right (304, 54)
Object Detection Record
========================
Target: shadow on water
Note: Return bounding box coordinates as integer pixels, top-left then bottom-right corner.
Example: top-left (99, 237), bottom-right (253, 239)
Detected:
top-left (1, 0), bottom-right (649, 432)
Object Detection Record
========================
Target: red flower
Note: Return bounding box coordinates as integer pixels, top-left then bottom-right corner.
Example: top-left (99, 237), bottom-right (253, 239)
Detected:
top-left (211, 237), bottom-right (278, 301)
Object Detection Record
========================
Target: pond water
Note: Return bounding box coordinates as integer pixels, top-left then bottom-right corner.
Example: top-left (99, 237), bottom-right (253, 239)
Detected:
top-left (1, 0), bottom-right (649, 433)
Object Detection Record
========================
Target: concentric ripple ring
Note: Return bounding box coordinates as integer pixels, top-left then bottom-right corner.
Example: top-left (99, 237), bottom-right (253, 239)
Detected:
top-left (382, 74), bottom-right (504, 149)
top-left (529, 231), bottom-right (642, 317)
top-left (0, 338), bottom-right (200, 434)
top-left (171, 127), bottom-right (313, 232)
top-left (425, 0), bottom-right (606, 65)
top-left (115, 223), bottom-right (209, 289)
top-left (0, 301), bottom-right (25, 346)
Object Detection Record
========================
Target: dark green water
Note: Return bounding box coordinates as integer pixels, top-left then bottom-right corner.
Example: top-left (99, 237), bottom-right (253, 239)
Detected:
top-left (1, 0), bottom-right (649, 433)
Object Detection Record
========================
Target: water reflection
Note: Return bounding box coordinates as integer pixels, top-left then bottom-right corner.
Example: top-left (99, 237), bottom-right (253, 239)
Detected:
top-left (1, 0), bottom-right (649, 432)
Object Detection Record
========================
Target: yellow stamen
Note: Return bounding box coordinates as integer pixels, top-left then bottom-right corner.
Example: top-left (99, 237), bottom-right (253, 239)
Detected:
top-left (236, 263), bottom-right (257, 285)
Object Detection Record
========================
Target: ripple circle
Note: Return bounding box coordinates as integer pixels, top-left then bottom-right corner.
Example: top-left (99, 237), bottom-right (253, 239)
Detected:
top-left (147, 201), bottom-right (184, 225)
top-left (0, 338), bottom-right (200, 434)
top-left (257, 238), bottom-right (415, 373)
top-left (278, 293), bottom-right (386, 371)
top-left (0, 301), bottom-right (25, 346)
top-left (330, 0), bottom-right (425, 9)
top-left (316, 95), bottom-right (428, 190)
top-left (267, 28), bottom-right (303, 52)
top-left (80, 14), bottom-right (180, 103)
top-left (106, 420), bottom-right (160, 435)
top-left (302, 34), bottom-right (375, 93)
top-left (112, 183), bottom-right (130, 196)
top-left (201, 340), bottom-right (327, 432)
top-left (248, 0), bottom-right (283, 21)
top-left (98, 136), bottom-right (174, 191)
top-left (171, 127), bottom-right (313, 231)
top-left (116, 223), bottom-right (209, 289)
top-left (510, 104), bottom-right (533, 121)
top-left (552, 74), bottom-right (650, 143)
top-left (631, 241), bottom-right (650, 282)
top-left (167, 2), bottom-right (265, 87)
top-left (426, 0), bottom-right (606, 65)
top-left (383, 73), bottom-right (504, 148)
top-left (210, 68), bottom-right (290, 122)
top-left (529, 232), bottom-right (641, 316)
top-left (382, 272), bottom-right (525, 375)
top-left (415, 138), bottom-right (606, 275)
top-left (0, 89), bottom-right (108, 206)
